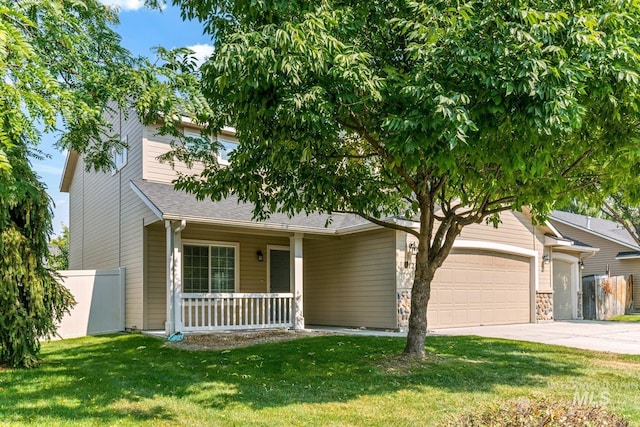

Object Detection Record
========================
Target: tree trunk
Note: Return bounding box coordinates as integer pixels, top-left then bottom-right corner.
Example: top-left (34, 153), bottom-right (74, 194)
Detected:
top-left (403, 235), bottom-right (435, 358)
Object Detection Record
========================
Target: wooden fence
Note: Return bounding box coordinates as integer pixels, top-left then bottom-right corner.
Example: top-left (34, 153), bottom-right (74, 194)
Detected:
top-left (582, 274), bottom-right (633, 320)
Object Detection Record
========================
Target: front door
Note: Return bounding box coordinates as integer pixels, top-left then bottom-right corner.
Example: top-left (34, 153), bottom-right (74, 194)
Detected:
top-left (553, 259), bottom-right (574, 320)
top-left (269, 249), bottom-right (290, 293)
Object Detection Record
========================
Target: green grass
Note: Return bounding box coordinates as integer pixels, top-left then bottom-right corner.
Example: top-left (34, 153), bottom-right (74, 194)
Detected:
top-left (1, 334), bottom-right (639, 426)
top-left (608, 314), bottom-right (640, 322)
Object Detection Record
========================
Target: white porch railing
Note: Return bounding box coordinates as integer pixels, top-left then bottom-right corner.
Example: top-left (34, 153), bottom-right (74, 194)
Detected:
top-left (178, 293), bottom-right (294, 331)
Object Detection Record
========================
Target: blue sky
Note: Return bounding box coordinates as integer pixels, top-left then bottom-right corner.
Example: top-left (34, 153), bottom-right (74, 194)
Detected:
top-left (35, 1), bottom-right (212, 236)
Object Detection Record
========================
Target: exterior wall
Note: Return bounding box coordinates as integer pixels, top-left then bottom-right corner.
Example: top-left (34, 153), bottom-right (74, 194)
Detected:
top-left (145, 223), bottom-right (293, 330)
top-left (551, 220), bottom-right (640, 311)
top-left (64, 106), bottom-right (157, 330)
top-left (550, 221), bottom-right (640, 277)
top-left (142, 124), bottom-right (238, 184)
top-left (304, 229), bottom-right (397, 329)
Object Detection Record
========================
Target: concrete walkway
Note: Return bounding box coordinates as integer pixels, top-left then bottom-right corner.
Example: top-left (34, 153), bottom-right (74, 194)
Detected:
top-left (431, 320), bottom-right (640, 355)
top-left (312, 321), bottom-right (640, 354)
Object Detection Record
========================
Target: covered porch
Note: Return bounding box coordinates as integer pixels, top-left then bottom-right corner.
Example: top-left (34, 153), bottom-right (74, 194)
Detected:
top-left (164, 219), bottom-right (305, 335)
top-left (131, 179), bottom-right (378, 335)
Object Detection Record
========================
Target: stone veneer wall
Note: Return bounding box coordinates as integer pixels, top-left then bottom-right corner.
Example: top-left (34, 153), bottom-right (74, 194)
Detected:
top-left (536, 291), bottom-right (554, 322)
top-left (577, 291), bottom-right (583, 320)
top-left (397, 290), bottom-right (411, 330)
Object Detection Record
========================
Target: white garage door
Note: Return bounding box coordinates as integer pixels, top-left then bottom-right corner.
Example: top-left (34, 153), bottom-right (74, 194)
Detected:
top-left (428, 250), bottom-right (531, 328)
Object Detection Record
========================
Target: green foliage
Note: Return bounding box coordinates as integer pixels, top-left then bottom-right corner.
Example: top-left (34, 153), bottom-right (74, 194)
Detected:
top-left (47, 225), bottom-right (69, 271)
top-left (162, 0), bottom-right (640, 353)
top-left (0, 140), bottom-right (74, 368)
top-left (0, 0), bottom-right (189, 367)
top-left (171, 0), bottom-right (640, 223)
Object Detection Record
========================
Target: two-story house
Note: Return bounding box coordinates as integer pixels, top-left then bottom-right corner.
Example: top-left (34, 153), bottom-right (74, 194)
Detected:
top-left (60, 108), bottom-right (595, 335)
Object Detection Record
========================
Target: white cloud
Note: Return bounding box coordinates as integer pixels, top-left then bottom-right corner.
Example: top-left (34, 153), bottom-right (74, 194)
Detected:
top-left (100, 0), bottom-right (145, 11)
top-left (186, 44), bottom-right (214, 67)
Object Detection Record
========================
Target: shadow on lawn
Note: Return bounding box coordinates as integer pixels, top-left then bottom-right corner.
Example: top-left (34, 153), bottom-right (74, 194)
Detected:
top-left (0, 333), bottom-right (585, 422)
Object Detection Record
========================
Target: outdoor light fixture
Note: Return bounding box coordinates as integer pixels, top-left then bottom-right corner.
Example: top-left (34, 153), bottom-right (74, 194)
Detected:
top-left (578, 260), bottom-right (585, 270)
top-left (405, 242), bottom-right (419, 268)
top-left (257, 250), bottom-right (264, 262)
top-left (542, 255), bottom-right (550, 265)
top-left (408, 242), bottom-right (419, 255)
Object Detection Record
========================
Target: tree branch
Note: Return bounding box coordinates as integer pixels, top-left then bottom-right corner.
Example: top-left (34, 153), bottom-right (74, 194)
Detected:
top-left (561, 149), bottom-right (592, 178)
top-left (336, 116), bottom-right (419, 195)
top-left (335, 210), bottom-right (420, 238)
top-left (603, 200), bottom-right (640, 246)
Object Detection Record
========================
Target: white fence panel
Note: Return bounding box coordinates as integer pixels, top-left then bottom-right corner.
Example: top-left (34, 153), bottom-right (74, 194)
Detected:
top-left (54, 268), bottom-right (125, 339)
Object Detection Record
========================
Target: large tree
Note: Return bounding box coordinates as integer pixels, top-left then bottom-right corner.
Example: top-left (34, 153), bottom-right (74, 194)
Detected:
top-left (0, 0), bottom-right (193, 367)
top-left (166, 0), bottom-right (640, 357)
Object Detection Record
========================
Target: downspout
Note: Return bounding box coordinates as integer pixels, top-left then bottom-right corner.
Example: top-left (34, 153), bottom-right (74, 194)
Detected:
top-left (165, 221), bottom-right (173, 336)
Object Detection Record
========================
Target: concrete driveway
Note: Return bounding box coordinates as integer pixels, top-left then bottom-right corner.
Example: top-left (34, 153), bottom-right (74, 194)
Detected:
top-left (432, 320), bottom-right (640, 354)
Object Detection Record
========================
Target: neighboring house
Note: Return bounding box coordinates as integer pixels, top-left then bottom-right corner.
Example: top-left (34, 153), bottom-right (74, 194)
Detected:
top-left (59, 109), bottom-right (593, 335)
top-left (550, 210), bottom-right (640, 311)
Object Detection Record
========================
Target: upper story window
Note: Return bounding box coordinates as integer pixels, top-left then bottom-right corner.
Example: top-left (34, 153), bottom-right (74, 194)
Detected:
top-left (184, 130), bottom-right (238, 166)
top-left (217, 138), bottom-right (237, 165)
top-left (111, 136), bottom-right (128, 175)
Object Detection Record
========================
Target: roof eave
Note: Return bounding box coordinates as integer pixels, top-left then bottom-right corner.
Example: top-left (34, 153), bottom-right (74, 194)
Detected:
top-left (549, 215), bottom-right (640, 252)
top-left (59, 150), bottom-right (79, 193)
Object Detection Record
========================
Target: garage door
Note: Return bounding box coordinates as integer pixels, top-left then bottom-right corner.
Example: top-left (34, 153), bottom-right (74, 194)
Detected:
top-left (428, 250), bottom-right (531, 328)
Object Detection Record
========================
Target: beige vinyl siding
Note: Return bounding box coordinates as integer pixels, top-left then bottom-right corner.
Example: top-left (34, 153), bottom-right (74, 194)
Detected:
top-left (64, 105), bottom-right (155, 330)
top-left (534, 221), bottom-right (552, 292)
top-left (304, 229), bottom-right (396, 329)
top-left (145, 222), bottom-right (166, 330)
top-left (142, 125), bottom-right (238, 184)
top-left (550, 222), bottom-right (640, 278)
top-left (459, 211), bottom-right (537, 250)
top-left (118, 109), bottom-right (153, 330)
top-left (144, 224), bottom-right (293, 329)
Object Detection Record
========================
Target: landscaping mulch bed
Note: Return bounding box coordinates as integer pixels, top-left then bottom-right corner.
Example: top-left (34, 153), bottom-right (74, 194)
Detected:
top-left (163, 329), bottom-right (335, 351)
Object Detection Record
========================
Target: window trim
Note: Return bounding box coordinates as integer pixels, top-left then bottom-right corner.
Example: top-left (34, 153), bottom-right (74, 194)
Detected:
top-left (182, 240), bottom-right (240, 293)
top-left (111, 136), bottom-right (128, 175)
top-left (183, 129), bottom-right (238, 166)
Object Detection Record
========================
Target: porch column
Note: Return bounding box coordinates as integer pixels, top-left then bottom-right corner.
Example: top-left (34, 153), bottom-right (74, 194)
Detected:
top-left (165, 220), bottom-right (186, 336)
top-left (165, 221), bottom-right (174, 335)
top-left (290, 233), bottom-right (305, 330)
top-left (173, 220), bottom-right (186, 332)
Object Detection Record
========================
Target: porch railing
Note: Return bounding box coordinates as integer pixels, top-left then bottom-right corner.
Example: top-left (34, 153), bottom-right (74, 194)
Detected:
top-left (178, 292), bottom-right (294, 331)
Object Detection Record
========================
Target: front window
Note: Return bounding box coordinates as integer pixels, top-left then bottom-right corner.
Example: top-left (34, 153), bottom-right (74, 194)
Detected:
top-left (217, 138), bottom-right (237, 165)
top-left (183, 243), bottom-right (238, 293)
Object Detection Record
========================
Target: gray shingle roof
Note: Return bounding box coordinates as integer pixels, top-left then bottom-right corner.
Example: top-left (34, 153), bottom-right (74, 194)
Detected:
top-left (131, 179), bottom-right (373, 234)
top-left (550, 210), bottom-right (640, 250)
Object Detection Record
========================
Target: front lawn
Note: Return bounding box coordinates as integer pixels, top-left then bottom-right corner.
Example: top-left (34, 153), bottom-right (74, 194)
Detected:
top-left (608, 314), bottom-right (640, 323)
top-left (1, 334), bottom-right (639, 425)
